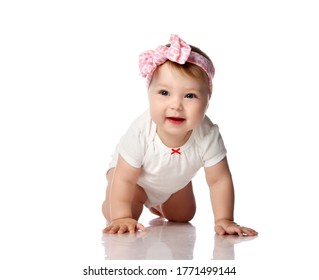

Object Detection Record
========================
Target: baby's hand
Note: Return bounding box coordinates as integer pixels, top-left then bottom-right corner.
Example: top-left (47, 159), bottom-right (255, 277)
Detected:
top-left (215, 219), bottom-right (258, 236)
top-left (103, 218), bottom-right (145, 234)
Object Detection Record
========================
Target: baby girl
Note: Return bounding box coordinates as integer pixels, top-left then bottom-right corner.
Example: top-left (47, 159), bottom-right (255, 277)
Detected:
top-left (102, 34), bottom-right (258, 236)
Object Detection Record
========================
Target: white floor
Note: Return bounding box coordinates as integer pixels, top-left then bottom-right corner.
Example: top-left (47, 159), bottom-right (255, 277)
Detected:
top-left (1, 181), bottom-right (318, 280)
top-left (101, 212), bottom-right (257, 260)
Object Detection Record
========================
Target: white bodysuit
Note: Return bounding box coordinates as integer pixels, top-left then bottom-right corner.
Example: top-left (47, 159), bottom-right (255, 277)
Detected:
top-left (108, 110), bottom-right (227, 207)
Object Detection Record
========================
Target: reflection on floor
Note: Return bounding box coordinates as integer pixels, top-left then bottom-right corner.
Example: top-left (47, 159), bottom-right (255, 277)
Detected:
top-left (101, 218), bottom-right (257, 260)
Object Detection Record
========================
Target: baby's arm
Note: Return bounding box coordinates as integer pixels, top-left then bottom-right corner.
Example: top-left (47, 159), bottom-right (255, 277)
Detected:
top-left (205, 157), bottom-right (257, 236)
top-left (103, 155), bottom-right (144, 234)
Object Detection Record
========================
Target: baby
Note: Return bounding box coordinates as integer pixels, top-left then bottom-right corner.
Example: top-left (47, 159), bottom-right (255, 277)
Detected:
top-left (102, 34), bottom-right (257, 236)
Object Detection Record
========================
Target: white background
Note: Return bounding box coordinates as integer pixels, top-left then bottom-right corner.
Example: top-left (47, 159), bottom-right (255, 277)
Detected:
top-left (1, 0), bottom-right (318, 279)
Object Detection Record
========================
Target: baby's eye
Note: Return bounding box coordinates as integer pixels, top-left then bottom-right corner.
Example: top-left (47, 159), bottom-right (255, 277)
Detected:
top-left (185, 93), bottom-right (197, 99)
top-left (159, 90), bottom-right (169, 96)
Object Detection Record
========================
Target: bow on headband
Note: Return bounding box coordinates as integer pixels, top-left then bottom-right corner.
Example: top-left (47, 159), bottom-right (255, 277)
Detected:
top-left (139, 34), bottom-right (215, 94)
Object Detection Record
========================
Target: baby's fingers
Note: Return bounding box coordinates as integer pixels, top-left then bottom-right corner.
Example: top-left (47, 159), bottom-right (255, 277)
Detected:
top-left (229, 226), bottom-right (258, 236)
top-left (103, 224), bottom-right (120, 234)
top-left (240, 227), bottom-right (258, 236)
top-left (119, 223), bottom-right (144, 234)
top-left (118, 225), bottom-right (131, 234)
top-left (215, 225), bottom-right (226, 236)
top-left (103, 220), bottom-right (145, 234)
top-left (136, 223), bottom-right (146, 232)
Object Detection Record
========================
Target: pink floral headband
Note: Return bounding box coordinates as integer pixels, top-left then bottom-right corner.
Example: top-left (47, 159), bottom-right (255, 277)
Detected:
top-left (139, 34), bottom-right (215, 95)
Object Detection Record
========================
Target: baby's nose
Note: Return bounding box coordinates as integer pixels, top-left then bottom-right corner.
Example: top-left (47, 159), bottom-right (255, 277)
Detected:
top-left (170, 97), bottom-right (183, 111)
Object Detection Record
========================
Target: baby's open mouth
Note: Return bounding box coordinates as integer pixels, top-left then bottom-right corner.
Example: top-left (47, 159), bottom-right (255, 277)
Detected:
top-left (166, 117), bottom-right (186, 125)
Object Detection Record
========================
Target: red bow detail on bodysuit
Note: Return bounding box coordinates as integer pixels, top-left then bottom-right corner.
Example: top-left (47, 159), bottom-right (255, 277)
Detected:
top-left (171, 148), bottom-right (181, 155)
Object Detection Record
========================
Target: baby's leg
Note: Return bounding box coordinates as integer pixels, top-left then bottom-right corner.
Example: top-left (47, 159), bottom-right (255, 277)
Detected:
top-left (102, 168), bottom-right (147, 223)
top-left (152, 181), bottom-right (196, 222)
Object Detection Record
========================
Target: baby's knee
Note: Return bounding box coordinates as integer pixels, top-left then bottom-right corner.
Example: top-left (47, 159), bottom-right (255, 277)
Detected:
top-left (164, 207), bottom-right (196, 223)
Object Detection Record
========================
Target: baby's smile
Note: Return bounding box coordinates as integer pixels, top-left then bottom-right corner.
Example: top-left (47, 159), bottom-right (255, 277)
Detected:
top-left (166, 117), bottom-right (186, 125)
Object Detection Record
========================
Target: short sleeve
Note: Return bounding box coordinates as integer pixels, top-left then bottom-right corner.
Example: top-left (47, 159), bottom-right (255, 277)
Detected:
top-left (107, 111), bottom-right (154, 172)
top-left (200, 124), bottom-right (227, 168)
top-left (118, 125), bottom-right (146, 168)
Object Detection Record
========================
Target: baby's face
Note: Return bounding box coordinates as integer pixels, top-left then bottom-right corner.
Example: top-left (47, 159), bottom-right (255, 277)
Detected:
top-left (148, 62), bottom-right (210, 146)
